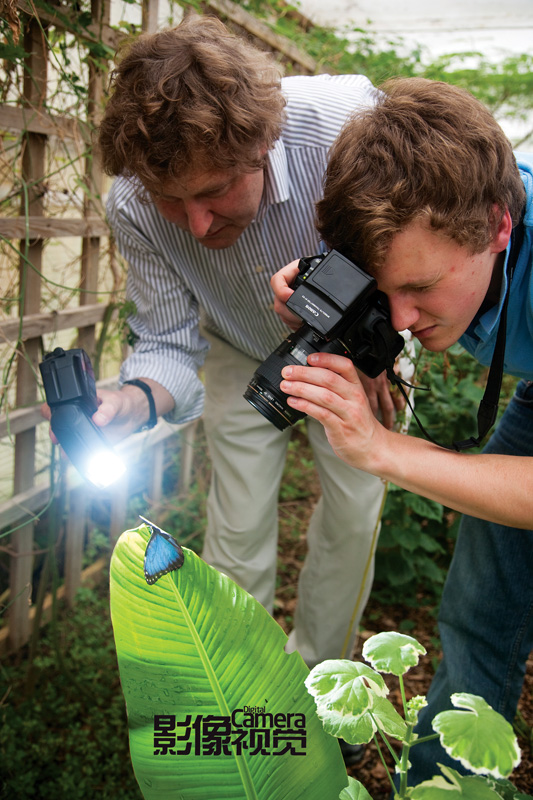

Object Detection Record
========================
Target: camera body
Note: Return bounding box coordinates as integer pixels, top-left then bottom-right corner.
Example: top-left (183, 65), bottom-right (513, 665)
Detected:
top-left (40, 347), bottom-right (98, 417)
top-left (244, 250), bottom-right (404, 431)
top-left (40, 347), bottom-right (125, 488)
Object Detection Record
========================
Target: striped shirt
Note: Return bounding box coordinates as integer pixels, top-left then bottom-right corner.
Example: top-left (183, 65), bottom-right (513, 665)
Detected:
top-left (107, 73), bottom-right (378, 424)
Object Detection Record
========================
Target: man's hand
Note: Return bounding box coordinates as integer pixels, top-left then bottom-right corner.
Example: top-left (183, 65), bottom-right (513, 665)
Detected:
top-left (358, 370), bottom-right (404, 430)
top-left (279, 352), bottom-right (385, 473)
top-left (272, 260), bottom-right (407, 428)
top-left (270, 260), bottom-right (301, 330)
top-left (41, 379), bottom-right (174, 444)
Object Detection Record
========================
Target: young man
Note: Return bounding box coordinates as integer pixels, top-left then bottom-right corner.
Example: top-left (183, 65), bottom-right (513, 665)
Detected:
top-left (91, 13), bottom-right (409, 731)
top-left (272, 77), bottom-right (533, 782)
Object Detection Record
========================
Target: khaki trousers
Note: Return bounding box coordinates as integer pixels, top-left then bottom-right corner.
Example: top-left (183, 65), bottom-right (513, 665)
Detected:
top-left (201, 333), bottom-right (387, 668)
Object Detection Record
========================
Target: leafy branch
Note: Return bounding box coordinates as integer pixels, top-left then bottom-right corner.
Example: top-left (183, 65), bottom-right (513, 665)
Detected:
top-left (306, 631), bottom-right (527, 800)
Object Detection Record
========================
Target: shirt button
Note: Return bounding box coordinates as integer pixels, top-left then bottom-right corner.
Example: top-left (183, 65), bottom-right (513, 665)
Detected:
top-left (268, 302), bottom-right (275, 311)
top-left (255, 265), bottom-right (264, 274)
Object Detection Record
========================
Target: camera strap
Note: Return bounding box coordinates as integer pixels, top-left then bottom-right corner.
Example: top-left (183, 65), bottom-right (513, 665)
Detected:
top-left (386, 214), bottom-right (525, 453)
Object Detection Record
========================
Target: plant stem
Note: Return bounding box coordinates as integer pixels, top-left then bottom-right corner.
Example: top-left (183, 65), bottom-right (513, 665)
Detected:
top-left (373, 716), bottom-right (401, 767)
top-left (411, 733), bottom-right (440, 746)
top-left (372, 731), bottom-right (397, 794)
top-left (399, 674), bottom-right (409, 717)
top-left (398, 677), bottom-right (418, 800)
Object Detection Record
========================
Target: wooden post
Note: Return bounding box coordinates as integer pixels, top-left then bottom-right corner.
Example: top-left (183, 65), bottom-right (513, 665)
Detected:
top-left (109, 472), bottom-right (130, 544)
top-left (149, 440), bottom-right (165, 511)
top-left (78, 0), bottom-right (110, 361)
top-left (142, 0), bottom-right (160, 32)
top-left (178, 421), bottom-right (198, 497)
top-left (64, 486), bottom-right (87, 606)
top-left (9, 14), bottom-right (48, 650)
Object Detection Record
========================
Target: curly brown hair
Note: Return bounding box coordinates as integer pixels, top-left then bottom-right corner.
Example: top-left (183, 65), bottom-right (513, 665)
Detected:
top-left (316, 77), bottom-right (525, 271)
top-left (97, 14), bottom-right (286, 196)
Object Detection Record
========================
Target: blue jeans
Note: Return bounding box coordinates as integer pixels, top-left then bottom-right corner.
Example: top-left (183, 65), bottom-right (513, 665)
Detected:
top-left (407, 379), bottom-right (533, 786)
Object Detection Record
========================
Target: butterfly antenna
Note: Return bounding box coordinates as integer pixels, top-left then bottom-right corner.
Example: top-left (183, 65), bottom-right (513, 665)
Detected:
top-left (139, 515), bottom-right (169, 537)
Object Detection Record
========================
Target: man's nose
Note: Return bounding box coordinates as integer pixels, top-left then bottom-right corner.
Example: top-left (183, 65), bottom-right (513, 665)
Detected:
top-left (185, 200), bottom-right (214, 239)
top-left (388, 295), bottom-right (420, 333)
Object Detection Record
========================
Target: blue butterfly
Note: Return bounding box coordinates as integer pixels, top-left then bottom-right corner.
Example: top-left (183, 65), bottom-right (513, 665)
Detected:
top-left (140, 515), bottom-right (184, 585)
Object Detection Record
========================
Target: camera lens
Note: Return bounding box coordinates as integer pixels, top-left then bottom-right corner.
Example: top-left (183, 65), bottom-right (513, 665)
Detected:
top-left (244, 325), bottom-right (346, 431)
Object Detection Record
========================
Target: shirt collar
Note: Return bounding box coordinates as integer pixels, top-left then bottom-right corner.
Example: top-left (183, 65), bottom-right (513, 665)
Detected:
top-left (254, 138), bottom-right (290, 223)
top-left (469, 210), bottom-right (525, 338)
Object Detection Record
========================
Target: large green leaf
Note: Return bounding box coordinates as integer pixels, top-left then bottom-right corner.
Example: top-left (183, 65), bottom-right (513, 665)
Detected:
top-left (110, 524), bottom-right (348, 800)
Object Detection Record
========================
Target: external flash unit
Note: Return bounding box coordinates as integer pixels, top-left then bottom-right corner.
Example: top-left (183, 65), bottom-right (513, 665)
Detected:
top-left (39, 347), bottom-right (126, 489)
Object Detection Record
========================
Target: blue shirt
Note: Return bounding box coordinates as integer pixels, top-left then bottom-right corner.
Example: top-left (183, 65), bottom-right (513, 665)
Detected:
top-left (459, 154), bottom-right (533, 380)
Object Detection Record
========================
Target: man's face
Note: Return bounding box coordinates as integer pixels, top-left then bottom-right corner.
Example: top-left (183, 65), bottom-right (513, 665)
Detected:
top-left (374, 218), bottom-right (510, 352)
top-left (153, 165), bottom-right (265, 250)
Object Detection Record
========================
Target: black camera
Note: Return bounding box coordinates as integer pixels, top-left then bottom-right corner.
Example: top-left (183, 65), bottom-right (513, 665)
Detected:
top-left (244, 250), bottom-right (404, 431)
top-left (40, 347), bottom-right (125, 487)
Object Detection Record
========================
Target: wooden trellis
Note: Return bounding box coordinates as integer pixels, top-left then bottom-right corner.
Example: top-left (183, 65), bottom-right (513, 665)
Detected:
top-left (0, 0), bottom-right (317, 655)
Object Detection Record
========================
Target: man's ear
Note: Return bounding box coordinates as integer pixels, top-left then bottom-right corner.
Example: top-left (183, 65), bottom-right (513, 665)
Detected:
top-left (490, 206), bottom-right (513, 253)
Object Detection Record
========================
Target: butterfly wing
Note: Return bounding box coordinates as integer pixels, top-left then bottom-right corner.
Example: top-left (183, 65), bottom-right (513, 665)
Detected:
top-left (141, 518), bottom-right (184, 584)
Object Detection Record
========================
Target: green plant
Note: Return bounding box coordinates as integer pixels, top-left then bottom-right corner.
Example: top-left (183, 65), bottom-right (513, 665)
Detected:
top-left (0, 586), bottom-right (142, 800)
top-left (111, 527), bottom-right (531, 800)
top-left (376, 344), bottom-right (519, 605)
top-left (110, 523), bottom-right (348, 800)
top-left (376, 486), bottom-right (451, 602)
top-left (306, 631), bottom-right (530, 800)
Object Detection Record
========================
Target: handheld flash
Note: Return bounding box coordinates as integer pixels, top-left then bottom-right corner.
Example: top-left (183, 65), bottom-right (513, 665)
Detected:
top-left (39, 347), bottom-right (126, 489)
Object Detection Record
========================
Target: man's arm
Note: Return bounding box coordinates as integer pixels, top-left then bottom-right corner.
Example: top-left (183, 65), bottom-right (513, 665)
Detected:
top-left (107, 180), bottom-right (209, 427)
top-left (41, 378), bottom-right (175, 445)
top-left (279, 352), bottom-right (532, 529)
top-left (91, 379), bottom-right (175, 441)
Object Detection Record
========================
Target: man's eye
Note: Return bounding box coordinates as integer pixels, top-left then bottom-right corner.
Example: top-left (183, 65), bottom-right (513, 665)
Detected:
top-left (205, 187), bottom-right (229, 198)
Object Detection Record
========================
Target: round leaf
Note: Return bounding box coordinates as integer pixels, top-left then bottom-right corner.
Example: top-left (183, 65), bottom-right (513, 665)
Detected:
top-left (411, 765), bottom-right (503, 800)
top-left (371, 695), bottom-right (408, 740)
top-left (432, 694), bottom-right (521, 779)
top-left (305, 660), bottom-right (388, 744)
top-left (319, 706), bottom-right (377, 744)
top-left (305, 660), bottom-right (387, 714)
top-left (362, 631), bottom-right (426, 676)
top-left (339, 777), bottom-right (374, 800)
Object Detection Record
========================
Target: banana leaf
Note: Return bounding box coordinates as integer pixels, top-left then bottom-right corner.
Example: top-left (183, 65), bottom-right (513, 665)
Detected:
top-left (110, 524), bottom-right (348, 800)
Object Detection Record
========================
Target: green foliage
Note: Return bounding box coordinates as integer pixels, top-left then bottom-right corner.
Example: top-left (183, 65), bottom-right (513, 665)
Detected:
top-left (363, 630), bottom-right (426, 676)
top-left (375, 345), bottom-right (518, 605)
top-left (306, 632), bottom-right (528, 800)
top-left (340, 777), bottom-right (374, 800)
top-left (237, 0), bottom-right (533, 137)
top-left (0, 586), bottom-right (142, 800)
top-left (376, 484), bottom-right (451, 601)
top-left (409, 345), bottom-right (488, 446)
top-left (423, 53), bottom-right (533, 139)
top-left (306, 659), bottom-right (406, 743)
top-left (240, 0), bottom-right (424, 81)
top-left (0, 29), bottom-right (29, 64)
top-left (110, 523), bottom-right (348, 800)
